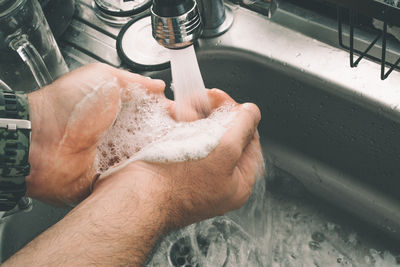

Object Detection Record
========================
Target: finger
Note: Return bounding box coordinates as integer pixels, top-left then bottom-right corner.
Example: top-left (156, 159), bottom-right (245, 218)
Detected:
top-left (207, 89), bottom-right (236, 110)
top-left (227, 133), bottom-right (264, 211)
top-left (217, 103), bottom-right (261, 161)
top-left (114, 69), bottom-right (166, 94)
top-left (168, 89), bottom-right (211, 122)
top-left (56, 63), bottom-right (166, 95)
top-left (237, 132), bottom-right (264, 186)
top-left (168, 101), bottom-right (199, 122)
top-left (169, 89), bottom-right (236, 122)
top-left (62, 81), bottom-right (121, 149)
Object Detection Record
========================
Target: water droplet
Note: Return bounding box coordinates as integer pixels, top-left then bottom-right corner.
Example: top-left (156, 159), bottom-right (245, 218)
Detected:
top-left (309, 240), bottom-right (321, 251)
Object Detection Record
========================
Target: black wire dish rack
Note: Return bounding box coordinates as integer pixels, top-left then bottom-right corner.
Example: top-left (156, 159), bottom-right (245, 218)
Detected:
top-left (238, 0), bottom-right (400, 80)
top-left (328, 0), bottom-right (400, 80)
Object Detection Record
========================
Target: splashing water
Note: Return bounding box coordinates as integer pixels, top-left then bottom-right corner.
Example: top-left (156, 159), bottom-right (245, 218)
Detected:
top-left (169, 45), bottom-right (211, 121)
top-left (147, 163), bottom-right (400, 267)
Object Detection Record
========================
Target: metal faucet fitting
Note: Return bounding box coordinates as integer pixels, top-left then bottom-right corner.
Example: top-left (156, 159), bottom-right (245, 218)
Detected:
top-left (151, 0), bottom-right (233, 49)
top-left (151, 0), bottom-right (202, 49)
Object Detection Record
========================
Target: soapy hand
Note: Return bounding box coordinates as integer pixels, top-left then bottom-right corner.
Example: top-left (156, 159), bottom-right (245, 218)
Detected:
top-left (94, 88), bottom-right (263, 229)
top-left (26, 63), bottom-right (166, 206)
top-left (4, 64), bottom-right (263, 267)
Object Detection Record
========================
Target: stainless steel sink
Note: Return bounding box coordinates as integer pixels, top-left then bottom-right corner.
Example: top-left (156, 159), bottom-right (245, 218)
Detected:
top-left (1, 0), bottom-right (400, 264)
top-left (155, 44), bottom-right (400, 239)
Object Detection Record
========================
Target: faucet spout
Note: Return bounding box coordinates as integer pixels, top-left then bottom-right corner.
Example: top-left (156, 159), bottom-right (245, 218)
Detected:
top-left (151, 0), bottom-right (202, 49)
top-left (151, 0), bottom-right (233, 49)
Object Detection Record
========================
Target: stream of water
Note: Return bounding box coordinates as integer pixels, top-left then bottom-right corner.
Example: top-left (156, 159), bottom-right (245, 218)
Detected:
top-left (169, 45), bottom-right (210, 121)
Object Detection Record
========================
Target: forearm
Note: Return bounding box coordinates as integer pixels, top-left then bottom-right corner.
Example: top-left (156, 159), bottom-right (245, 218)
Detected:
top-left (3, 167), bottom-right (170, 267)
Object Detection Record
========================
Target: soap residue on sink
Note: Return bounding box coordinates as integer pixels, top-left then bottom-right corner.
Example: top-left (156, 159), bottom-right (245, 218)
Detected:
top-left (147, 160), bottom-right (400, 267)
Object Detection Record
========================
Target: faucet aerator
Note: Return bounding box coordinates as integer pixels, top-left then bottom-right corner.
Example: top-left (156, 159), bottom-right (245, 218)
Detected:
top-left (151, 0), bottom-right (234, 49)
top-left (151, 0), bottom-right (202, 49)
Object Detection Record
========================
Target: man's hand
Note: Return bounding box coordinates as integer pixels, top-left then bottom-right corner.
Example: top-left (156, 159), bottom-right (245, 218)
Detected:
top-left (4, 77), bottom-right (263, 267)
top-left (26, 63), bottom-right (165, 206)
top-left (97, 89), bottom-right (263, 229)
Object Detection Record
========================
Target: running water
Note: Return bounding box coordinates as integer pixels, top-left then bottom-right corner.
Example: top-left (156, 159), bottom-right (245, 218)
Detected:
top-left (169, 45), bottom-right (211, 121)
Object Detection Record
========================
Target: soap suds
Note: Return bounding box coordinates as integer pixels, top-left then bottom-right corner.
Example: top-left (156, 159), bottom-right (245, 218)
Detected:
top-left (95, 84), bottom-right (236, 179)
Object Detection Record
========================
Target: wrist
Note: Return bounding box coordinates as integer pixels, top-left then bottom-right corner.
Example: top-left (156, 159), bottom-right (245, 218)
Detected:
top-left (25, 90), bottom-right (51, 198)
top-left (92, 162), bottom-right (173, 234)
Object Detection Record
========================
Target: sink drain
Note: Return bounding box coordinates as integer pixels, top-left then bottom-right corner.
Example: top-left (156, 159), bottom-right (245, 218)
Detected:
top-left (168, 219), bottom-right (236, 267)
top-left (168, 235), bottom-right (210, 267)
top-left (159, 218), bottom-right (257, 267)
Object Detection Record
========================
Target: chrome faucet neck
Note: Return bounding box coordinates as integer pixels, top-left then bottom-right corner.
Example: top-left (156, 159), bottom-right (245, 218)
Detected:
top-left (197, 0), bottom-right (233, 38)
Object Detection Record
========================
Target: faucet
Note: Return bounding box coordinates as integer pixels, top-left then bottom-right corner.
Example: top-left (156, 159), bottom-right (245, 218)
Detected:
top-left (151, 0), bottom-right (233, 49)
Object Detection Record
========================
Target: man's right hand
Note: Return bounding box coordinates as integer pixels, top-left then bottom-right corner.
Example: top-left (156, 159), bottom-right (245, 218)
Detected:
top-left (94, 88), bottom-right (263, 230)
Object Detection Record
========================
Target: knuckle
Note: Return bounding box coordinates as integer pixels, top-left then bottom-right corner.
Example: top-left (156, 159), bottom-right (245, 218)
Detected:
top-left (243, 103), bottom-right (261, 126)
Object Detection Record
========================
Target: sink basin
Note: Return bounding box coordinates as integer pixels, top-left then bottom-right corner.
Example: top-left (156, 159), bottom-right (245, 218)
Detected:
top-left (2, 2), bottom-right (400, 265)
top-left (0, 201), bottom-right (70, 262)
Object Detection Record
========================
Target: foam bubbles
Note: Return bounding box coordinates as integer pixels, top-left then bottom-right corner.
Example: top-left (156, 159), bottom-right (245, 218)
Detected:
top-left (95, 84), bottom-right (236, 178)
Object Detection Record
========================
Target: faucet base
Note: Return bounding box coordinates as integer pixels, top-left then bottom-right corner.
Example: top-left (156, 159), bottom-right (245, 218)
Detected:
top-left (201, 6), bottom-right (233, 38)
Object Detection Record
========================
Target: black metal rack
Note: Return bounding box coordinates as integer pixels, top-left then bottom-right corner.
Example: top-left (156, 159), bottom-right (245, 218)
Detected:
top-left (237, 0), bottom-right (400, 80)
top-left (328, 0), bottom-right (400, 26)
top-left (330, 0), bottom-right (400, 80)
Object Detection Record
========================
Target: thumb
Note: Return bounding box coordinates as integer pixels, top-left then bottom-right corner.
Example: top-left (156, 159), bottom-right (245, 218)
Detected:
top-left (59, 80), bottom-right (121, 150)
top-left (213, 103), bottom-right (261, 164)
top-left (224, 103), bottom-right (261, 150)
